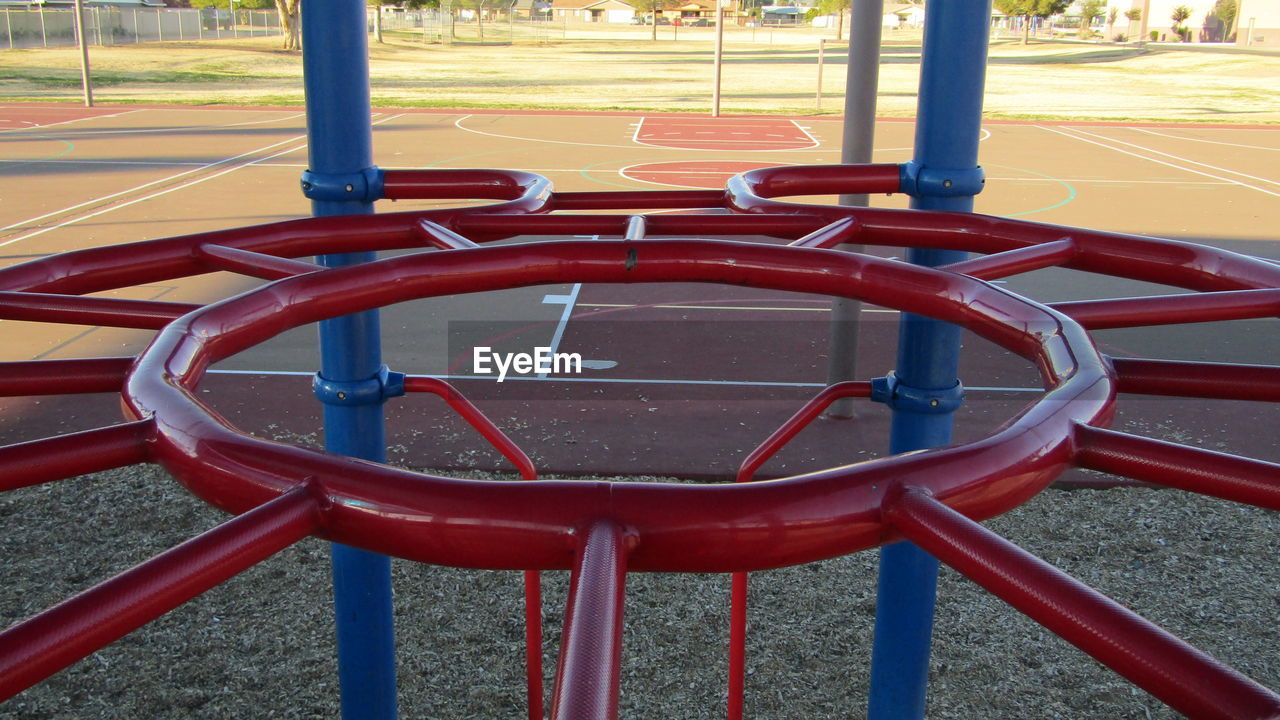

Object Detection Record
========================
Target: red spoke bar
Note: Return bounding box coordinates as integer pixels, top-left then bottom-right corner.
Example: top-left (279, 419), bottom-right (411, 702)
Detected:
top-left (0, 357), bottom-right (133, 396)
top-left (886, 488), bottom-right (1280, 720)
top-left (1073, 424), bottom-right (1280, 510)
top-left (0, 291), bottom-right (199, 330)
top-left (551, 521), bottom-right (628, 720)
top-left (1052, 288), bottom-right (1280, 329)
top-left (788, 217), bottom-right (859, 249)
top-left (939, 238), bottom-right (1078, 280)
top-left (1110, 357), bottom-right (1280, 403)
top-left (413, 219), bottom-right (480, 250)
top-left (730, 379), bottom-right (875, 719)
top-left (0, 420), bottom-right (153, 492)
top-left (400, 374), bottom-right (544, 718)
top-left (402, 376), bottom-right (536, 480)
top-left (196, 243), bottom-right (324, 280)
top-left (0, 485), bottom-right (320, 702)
top-left (737, 380), bottom-right (875, 484)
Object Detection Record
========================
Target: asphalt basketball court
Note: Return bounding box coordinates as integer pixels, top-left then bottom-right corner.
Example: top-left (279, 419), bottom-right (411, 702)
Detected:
top-left (1, 104), bottom-right (1277, 478)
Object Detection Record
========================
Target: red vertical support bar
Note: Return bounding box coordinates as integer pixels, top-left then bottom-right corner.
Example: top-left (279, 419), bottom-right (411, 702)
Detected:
top-left (524, 569), bottom-right (545, 720)
top-left (400, 375), bottom-right (544, 718)
top-left (551, 521), bottom-right (628, 720)
top-left (727, 572), bottom-right (748, 720)
top-left (729, 380), bottom-right (875, 719)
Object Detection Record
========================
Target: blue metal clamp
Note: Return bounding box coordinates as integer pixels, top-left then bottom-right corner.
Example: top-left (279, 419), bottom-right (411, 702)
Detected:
top-left (300, 166), bottom-right (385, 202)
top-left (313, 365), bottom-right (406, 407)
top-left (899, 161), bottom-right (986, 199)
top-left (870, 371), bottom-right (965, 414)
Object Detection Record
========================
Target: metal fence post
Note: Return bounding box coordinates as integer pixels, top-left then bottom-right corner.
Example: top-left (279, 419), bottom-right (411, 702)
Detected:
top-left (301, 1), bottom-right (398, 718)
top-left (866, 2), bottom-right (992, 719)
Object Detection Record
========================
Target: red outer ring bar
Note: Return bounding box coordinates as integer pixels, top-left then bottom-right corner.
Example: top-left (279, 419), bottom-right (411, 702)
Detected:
top-left (122, 239), bottom-right (1111, 572)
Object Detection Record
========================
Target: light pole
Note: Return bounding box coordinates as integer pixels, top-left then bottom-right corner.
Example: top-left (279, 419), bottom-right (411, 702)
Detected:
top-left (73, 0), bottom-right (92, 106)
top-left (711, 0), bottom-right (725, 116)
top-left (229, 0), bottom-right (238, 38)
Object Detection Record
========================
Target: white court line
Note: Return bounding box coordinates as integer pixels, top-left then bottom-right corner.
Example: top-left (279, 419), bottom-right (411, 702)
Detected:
top-left (991, 176), bottom-right (1230, 186)
top-left (1039, 125), bottom-right (1280, 198)
top-left (634, 137), bottom-right (820, 146)
top-left (578, 302), bottom-right (898, 313)
top-left (0, 140), bottom-right (309, 249)
top-left (0, 134), bottom-right (310, 242)
top-left (1070, 126), bottom-right (1280, 188)
top-left (16, 112), bottom-right (307, 138)
top-left (636, 117), bottom-right (818, 151)
top-left (0, 113), bottom-right (405, 249)
top-left (456, 113), bottom-right (847, 153)
top-left (615, 159), bottom-right (801, 190)
top-left (4, 158), bottom-right (222, 168)
top-left (455, 113), bottom-right (824, 152)
top-left (539, 284), bottom-right (583, 378)
top-left (1130, 127), bottom-right (1280, 152)
top-left (205, 369), bottom-right (1041, 393)
top-left (0, 109), bottom-right (142, 134)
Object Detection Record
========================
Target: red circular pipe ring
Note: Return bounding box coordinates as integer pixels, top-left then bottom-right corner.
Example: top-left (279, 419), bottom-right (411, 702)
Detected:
top-left (125, 238), bottom-right (1114, 573)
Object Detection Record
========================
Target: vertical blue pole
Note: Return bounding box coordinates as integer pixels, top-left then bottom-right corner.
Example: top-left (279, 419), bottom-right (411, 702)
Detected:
top-left (301, 2), bottom-right (398, 719)
top-left (866, 2), bottom-right (992, 719)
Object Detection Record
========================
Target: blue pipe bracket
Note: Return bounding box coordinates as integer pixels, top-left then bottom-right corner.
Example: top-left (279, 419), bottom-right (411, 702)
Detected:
top-left (314, 366), bottom-right (407, 407)
top-left (899, 161), bottom-right (986, 199)
top-left (870, 372), bottom-right (965, 415)
top-left (301, 166), bottom-right (386, 203)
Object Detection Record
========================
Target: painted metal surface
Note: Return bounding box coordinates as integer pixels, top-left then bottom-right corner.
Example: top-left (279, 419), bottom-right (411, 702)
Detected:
top-left (300, 0), bottom-right (397, 715)
top-left (868, 2), bottom-right (993, 717)
top-left (0, 167), bottom-right (1277, 719)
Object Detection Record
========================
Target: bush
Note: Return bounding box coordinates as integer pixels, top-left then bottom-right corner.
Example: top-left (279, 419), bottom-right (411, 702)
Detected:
top-left (1149, 29), bottom-right (1159, 40)
top-left (1113, 32), bottom-right (1126, 41)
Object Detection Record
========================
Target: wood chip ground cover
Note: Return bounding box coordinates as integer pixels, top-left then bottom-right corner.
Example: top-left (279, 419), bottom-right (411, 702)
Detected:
top-left (0, 460), bottom-right (1274, 718)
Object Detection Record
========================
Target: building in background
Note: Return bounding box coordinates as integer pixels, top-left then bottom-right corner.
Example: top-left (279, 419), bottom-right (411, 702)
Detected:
top-left (548, 0), bottom-right (634, 23)
top-left (1236, 0), bottom-right (1277, 45)
top-left (1122, 0), bottom-right (1243, 43)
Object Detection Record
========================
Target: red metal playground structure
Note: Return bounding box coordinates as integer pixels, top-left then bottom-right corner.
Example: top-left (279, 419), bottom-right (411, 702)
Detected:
top-left (0, 3), bottom-right (1277, 720)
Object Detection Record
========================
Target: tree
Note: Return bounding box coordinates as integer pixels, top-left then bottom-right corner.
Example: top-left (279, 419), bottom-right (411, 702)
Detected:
top-left (370, 0), bottom-right (385, 44)
top-left (275, 0), bottom-right (300, 50)
top-left (816, 0), bottom-right (850, 41)
top-left (1106, 5), bottom-right (1118, 39)
top-left (1210, 0), bottom-right (1238, 42)
top-left (992, 0), bottom-right (1071, 45)
top-left (642, 0), bottom-right (683, 40)
top-left (1170, 4), bottom-right (1191, 41)
top-left (1077, 0), bottom-right (1104, 37)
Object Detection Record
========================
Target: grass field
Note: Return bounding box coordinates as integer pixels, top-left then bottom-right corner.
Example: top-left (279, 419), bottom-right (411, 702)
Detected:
top-left (1, 30), bottom-right (1278, 121)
